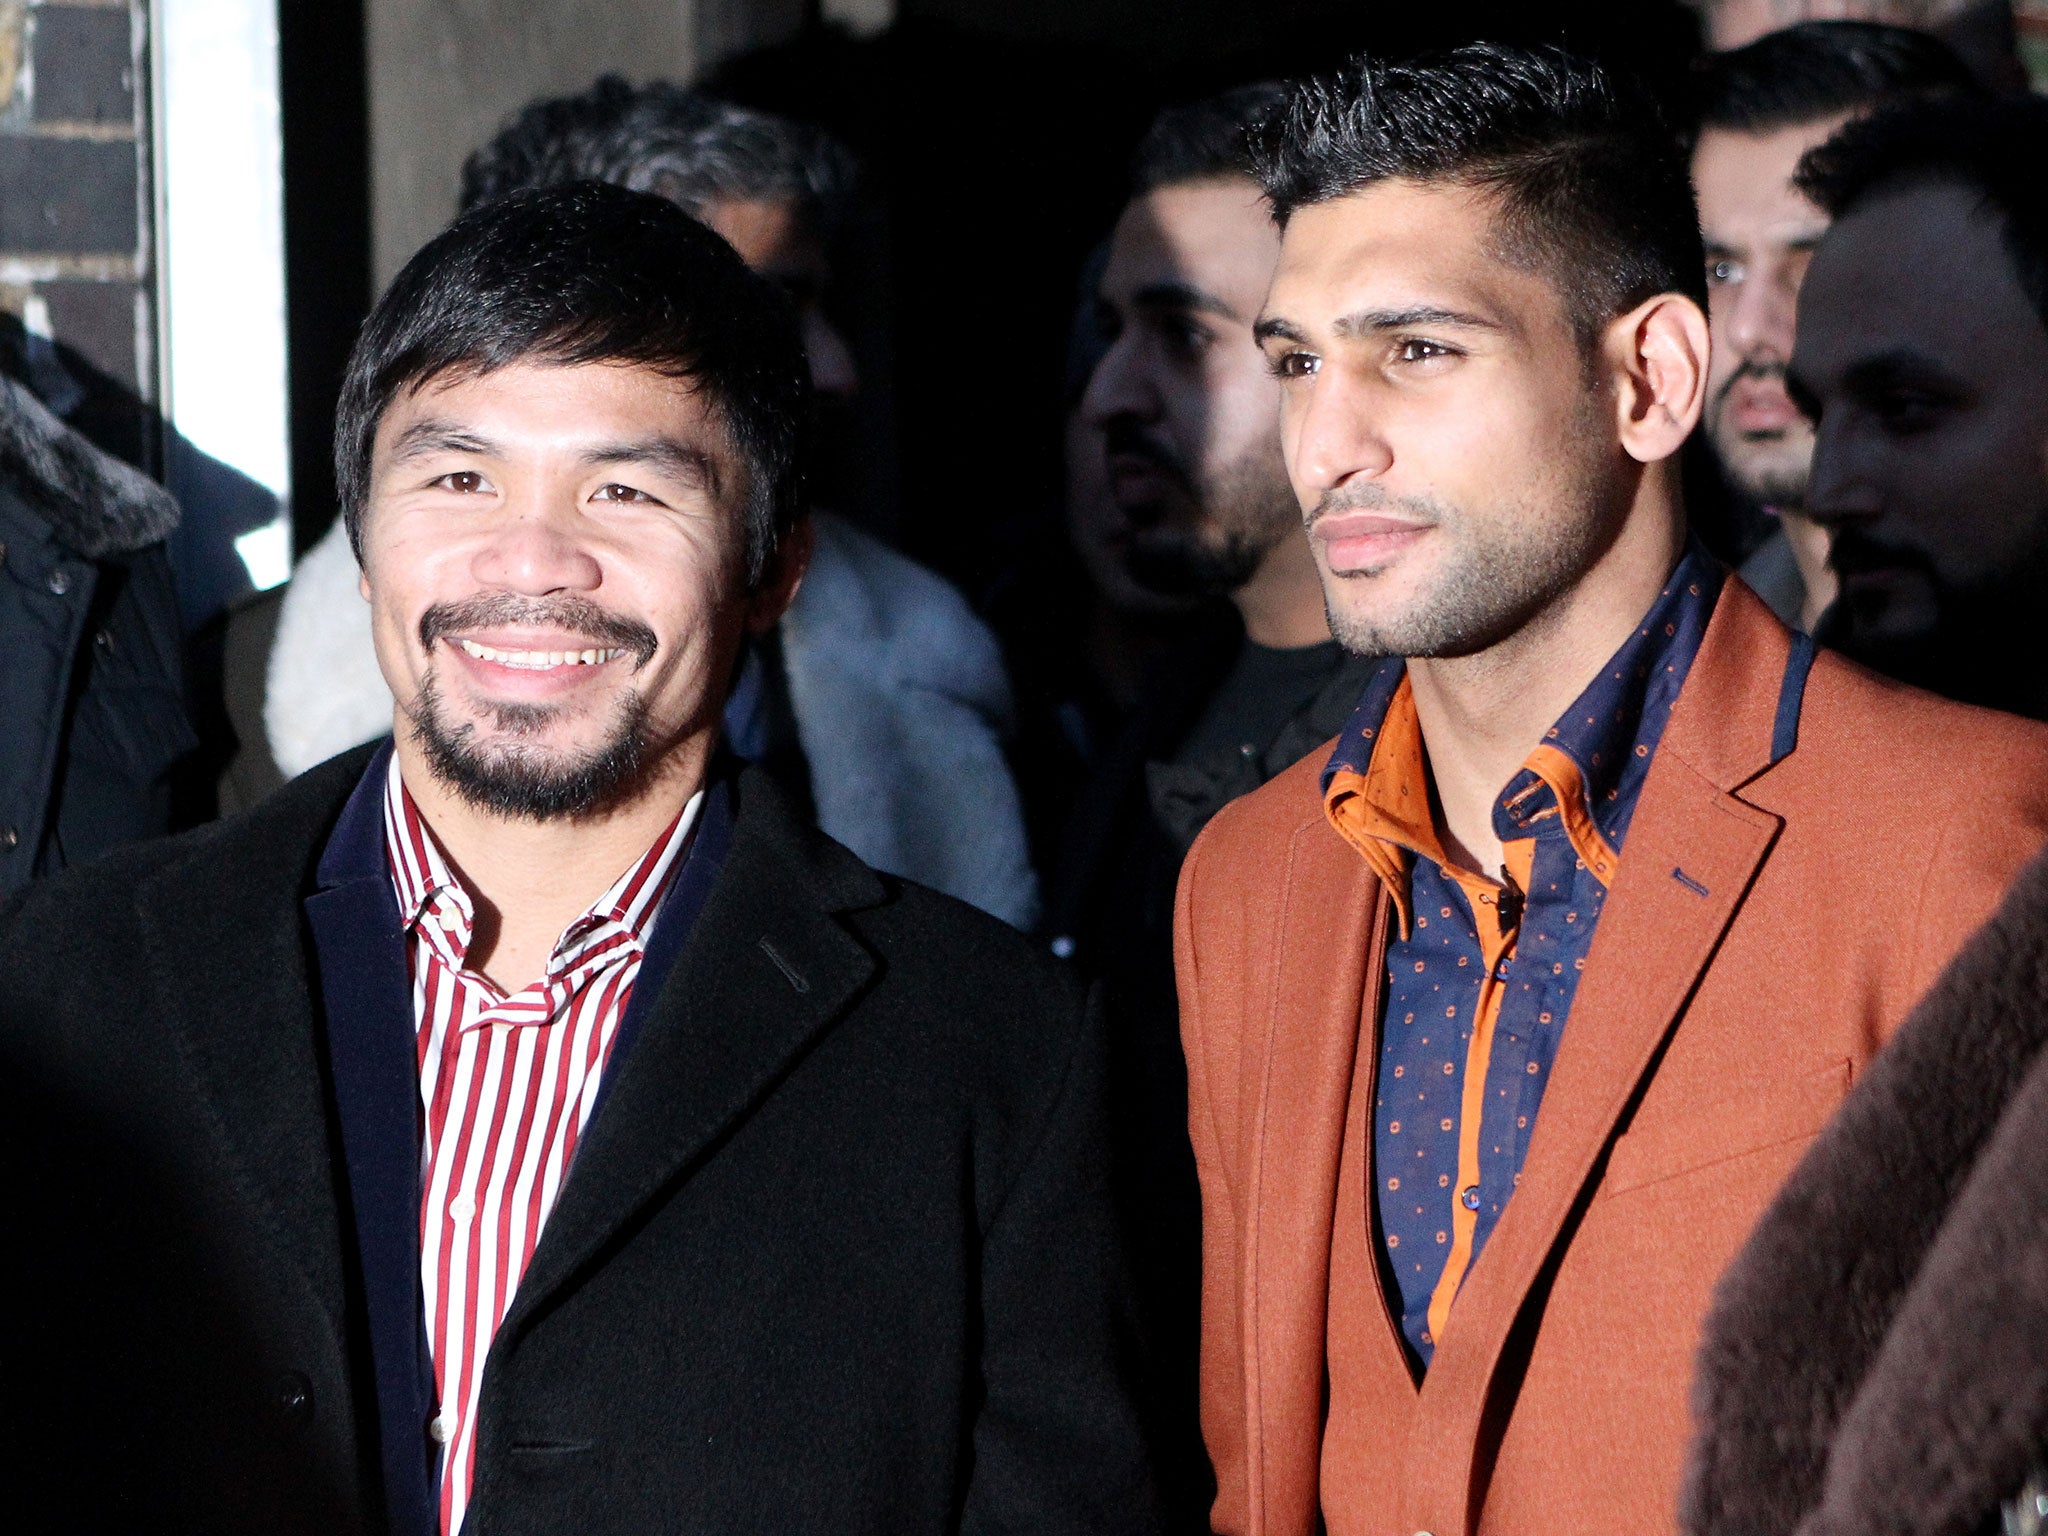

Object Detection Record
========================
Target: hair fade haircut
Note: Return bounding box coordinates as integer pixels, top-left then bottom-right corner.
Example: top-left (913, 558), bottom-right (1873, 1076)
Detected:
top-left (1252, 42), bottom-right (1707, 344)
top-left (459, 74), bottom-right (856, 235)
top-left (335, 181), bottom-right (811, 585)
top-left (1691, 20), bottom-right (1975, 139)
top-left (1796, 91), bottom-right (2048, 334)
top-left (1130, 82), bottom-right (1288, 195)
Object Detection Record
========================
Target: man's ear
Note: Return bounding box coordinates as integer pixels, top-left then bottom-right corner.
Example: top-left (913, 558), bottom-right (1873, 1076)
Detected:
top-left (1605, 293), bottom-right (1710, 466)
top-left (745, 512), bottom-right (814, 635)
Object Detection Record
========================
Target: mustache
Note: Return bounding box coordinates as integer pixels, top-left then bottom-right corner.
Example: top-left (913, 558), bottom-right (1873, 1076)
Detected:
top-left (1712, 355), bottom-right (1792, 413)
top-left (1305, 481), bottom-right (1449, 533)
top-left (417, 593), bottom-right (660, 669)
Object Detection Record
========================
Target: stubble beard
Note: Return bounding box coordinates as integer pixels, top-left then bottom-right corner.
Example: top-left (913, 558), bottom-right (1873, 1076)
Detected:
top-left (1708, 361), bottom-right (1812, 508)
top-left (1123, 437), bottom-right (1300, 598)
top-left (1321, 407), bottom-right (1623, 662)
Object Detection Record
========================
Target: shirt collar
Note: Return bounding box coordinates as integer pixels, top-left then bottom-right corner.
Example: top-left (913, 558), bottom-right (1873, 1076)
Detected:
top-left (380, 753), bottom-right (702, 981)
top-left (1321, 540), bottom-right (1722, 924)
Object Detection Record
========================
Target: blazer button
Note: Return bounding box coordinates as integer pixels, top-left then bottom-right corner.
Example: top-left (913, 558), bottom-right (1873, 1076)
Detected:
top-left (275, 1371), bottom-right (314, 1427)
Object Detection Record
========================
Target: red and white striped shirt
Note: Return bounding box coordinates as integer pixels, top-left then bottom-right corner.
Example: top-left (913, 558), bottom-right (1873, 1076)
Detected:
top-left (382, 757), bottom-right (699, 1535)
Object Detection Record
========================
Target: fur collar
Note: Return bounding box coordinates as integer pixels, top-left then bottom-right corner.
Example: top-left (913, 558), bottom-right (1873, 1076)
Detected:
top-left (0, 372), bottom-right (178, 558)
top-left (1683, 848), bottom-right (2048, 1536)
top-left (264, 518), bottom-right (392, 778)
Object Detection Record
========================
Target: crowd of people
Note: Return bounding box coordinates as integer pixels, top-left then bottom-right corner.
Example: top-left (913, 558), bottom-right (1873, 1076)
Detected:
top-left (4, 3), bottom-right (2048, 1534)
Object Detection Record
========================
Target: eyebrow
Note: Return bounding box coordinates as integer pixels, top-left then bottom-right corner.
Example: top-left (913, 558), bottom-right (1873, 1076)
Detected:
top-left (580, 437), bottom-right (718, 489)
top-left (385, 419), bottom-right (719, 489)
top-left (1841, 348), bottom-right (1966, 398)
top-left (386, 419), bottom-right (499, 465)
top-left (1253, 305), bottom-right (1503, 345)
top-left (1130, 280), bottom-right (1240, 322)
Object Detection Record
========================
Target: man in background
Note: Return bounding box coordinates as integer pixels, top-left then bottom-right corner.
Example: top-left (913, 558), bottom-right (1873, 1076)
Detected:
top-left (221, 80), bottom-right (1039, 929)
top-left (1688, 0), bottom-right (2027, 90)
top-left (1791, 91), bottom-right (2048, 716)
top-left (1042, 85), bottom-right (1371, 1534)
top-left (1692, 21), bottom-right (1973, 632)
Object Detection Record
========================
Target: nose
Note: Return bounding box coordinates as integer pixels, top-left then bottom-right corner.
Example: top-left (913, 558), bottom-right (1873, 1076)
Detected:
top-left (470, 496), bottom-right (605, 595)
top-left (1801, 414), bottom-right (1883, 531)
top-left (1287, 365), bottom-right (1393, 502)
top-left (804, 309), bottom-right (859, 400)
top-left (1725, 262), bottom-right (1798, 367)
top-left (1080, 328), bottom-right (1158, 431)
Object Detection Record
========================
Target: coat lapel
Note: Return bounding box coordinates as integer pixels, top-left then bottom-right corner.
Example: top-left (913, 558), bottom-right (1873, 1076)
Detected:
top-left (499, 773), bottom-right (882, 1338)
top-left (136, 764), bottom-right (365, 1341)
top-left (304, 745), bottom-right (437, 1536)
top-left (1410, 581), bottom-right (1799, 1532)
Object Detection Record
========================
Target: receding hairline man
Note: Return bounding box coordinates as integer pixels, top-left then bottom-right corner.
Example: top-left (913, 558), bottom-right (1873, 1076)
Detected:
top-left (1176, 41), bottom-right (2048, 1536)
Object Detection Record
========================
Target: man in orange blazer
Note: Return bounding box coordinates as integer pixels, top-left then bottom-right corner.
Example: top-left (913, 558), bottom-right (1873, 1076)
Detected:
top-left (1176, 41), bottom-right (2048, 1536)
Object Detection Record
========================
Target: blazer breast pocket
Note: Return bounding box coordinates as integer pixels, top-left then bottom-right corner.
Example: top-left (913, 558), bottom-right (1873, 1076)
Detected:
top-left (1601, 1059), bottom-right (1851, 1201)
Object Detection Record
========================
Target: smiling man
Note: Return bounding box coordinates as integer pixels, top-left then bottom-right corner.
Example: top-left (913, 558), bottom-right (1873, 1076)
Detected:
top-left (1173, 43), bottom-right (2048, 1536)
top-left (0, 184), bottom-right (1160, 1536)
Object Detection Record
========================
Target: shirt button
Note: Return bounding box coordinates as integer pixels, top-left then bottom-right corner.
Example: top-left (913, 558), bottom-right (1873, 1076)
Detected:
top-left (1461, 1186), bottom-right (1481, 1211)
top-left (45, 568), bottom-right (71, 596)
top-left (1049, 935), bottom-right (1076, 960)
top-left (449, 1192), bottom-right (477, 1223)
top-left (428, 1413), bottom-right (450, 1444)
top-left (0, 825), bottom-right (17, 851)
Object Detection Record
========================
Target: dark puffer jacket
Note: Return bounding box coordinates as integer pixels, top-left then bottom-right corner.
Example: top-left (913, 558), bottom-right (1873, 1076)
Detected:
top-left (0, 374), bottom-right (187, 897)
top-left (1683, 846), bottom-right (2048, 1536)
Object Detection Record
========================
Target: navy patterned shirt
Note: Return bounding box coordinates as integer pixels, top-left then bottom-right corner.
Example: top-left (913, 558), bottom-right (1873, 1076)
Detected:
top-left (1320, 545), bottom-right (1721, 1367)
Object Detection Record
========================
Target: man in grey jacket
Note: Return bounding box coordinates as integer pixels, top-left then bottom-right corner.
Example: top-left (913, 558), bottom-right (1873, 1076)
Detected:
top-left (219, 80), bottom-right (1038, 929)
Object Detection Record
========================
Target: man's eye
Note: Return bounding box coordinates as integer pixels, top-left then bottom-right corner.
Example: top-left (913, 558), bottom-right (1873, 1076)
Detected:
top-left (1707, 256), bottom-right (1744, 286)
top-left (1267, 349), bottom-right (1319, 380)
top-left (1158, 318), bottom-right (1211, 360)
top-left (1875, 391), bottom-right (1947, 434)
top-left (1396, 339), bottom-right (1453, 364)
top-left (435, 471), bottom-right (486, 494)
top-left (591, 483), bottom-right (656, 505)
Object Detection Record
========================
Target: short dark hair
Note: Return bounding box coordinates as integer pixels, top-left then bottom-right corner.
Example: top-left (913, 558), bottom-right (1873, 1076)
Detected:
top-left (1131, 83), bottom-right (1287, 195)
top-left (459, 75), bottom-right (856, 235)
top-left (1692, 20), bottom-right (1975, 138)
top-left (336, 181), bottom-right (810, 585)
top-left (1796, 91), bottom-right (2048, 334)
top-left (1251, 42), bottom-right (1707, 345)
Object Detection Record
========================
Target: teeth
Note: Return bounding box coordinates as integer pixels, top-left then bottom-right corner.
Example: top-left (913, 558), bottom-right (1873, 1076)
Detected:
top-left (456, 638), bottom-right (624, 669)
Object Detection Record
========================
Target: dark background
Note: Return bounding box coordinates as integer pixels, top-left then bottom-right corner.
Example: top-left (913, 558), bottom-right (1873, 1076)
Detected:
top-left (278, 1), bottom-right (1704, 597)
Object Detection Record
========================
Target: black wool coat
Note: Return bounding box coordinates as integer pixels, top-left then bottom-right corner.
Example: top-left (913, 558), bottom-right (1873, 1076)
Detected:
top-left (0, 748), bottom-right (1163, 1536)
top-left (1682, 845), bottom-right (2048, 1536)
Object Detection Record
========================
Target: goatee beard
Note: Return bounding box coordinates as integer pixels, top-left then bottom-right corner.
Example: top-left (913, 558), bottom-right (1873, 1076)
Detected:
top-left (406, 672), bottom-right (655, 821)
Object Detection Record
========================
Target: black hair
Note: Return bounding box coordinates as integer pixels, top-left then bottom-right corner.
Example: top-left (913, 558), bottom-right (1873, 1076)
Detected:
top-left (1692, 20), bottom-right (1975, 138)
top-left (335, 181), bottom-right (810, 585)
top-left (459, 74), bottom-right (856, 235)
top-left (1251, 41), bottom-right (1707, 344)
top-left (1131, 83), bottom-right (1288, 195)
top-left (1797, 91), bottom-right (2048, 333)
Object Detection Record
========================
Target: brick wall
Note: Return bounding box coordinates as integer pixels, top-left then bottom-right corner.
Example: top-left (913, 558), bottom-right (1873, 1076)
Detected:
top-left (0, 0), bottom-right (154, 467)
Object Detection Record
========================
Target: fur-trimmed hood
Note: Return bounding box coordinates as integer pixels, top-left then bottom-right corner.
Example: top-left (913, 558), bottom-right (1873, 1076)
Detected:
top-left (1683, 847), bottom-right (2048, 1536)
top-left (0, 371), bottom-right (178, 558)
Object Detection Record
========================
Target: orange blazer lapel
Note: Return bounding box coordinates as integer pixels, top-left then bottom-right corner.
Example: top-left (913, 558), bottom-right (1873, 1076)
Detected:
top-left (1244, 808), bottom-right (1389, 1536)
top-left (1405, 581), bottom-right (1799, 1533)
